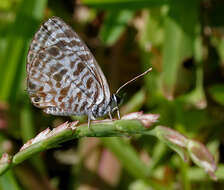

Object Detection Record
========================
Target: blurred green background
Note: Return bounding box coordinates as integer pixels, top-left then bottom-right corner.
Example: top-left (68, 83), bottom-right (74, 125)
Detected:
top-left (0, 0), bottom-right (224, 189)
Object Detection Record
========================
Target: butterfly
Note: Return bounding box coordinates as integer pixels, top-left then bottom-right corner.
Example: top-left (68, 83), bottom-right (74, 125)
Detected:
top-left (26, 17), bottom-right (151, 128)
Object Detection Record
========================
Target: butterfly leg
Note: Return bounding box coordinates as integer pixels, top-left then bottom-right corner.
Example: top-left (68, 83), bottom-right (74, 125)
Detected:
top-left (117, 109), bottom-right (121, 119)
top-left (108, 112), bottom-right (113, 120)
top-left (87, 116), bottom-right (91, 130)
top-left (88, 115), bottom-right (96, 130)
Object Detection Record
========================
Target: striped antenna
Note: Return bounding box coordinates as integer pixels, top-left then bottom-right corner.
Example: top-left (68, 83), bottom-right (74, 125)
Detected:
top-left (116, 67), bottom-right (152, 94)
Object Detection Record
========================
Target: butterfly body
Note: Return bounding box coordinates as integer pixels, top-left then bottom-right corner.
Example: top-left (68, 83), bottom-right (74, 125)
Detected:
top-left (27, 17), bottom-right (119, 123)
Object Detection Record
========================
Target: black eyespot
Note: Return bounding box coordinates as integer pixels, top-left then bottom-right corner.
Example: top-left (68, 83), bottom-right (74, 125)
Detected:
top-left (34, 97), bottom-right (41, 103)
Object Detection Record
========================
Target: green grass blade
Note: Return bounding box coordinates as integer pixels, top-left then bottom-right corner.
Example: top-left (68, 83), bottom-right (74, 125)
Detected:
top-left (0, 171), bottom-right (22, 190)
top-left (0, 0), bottom-right (47, 102)
top-left (101, 137), bottom-right (148, 179)
top-left (161, 1), bottom-right (199, 98)
top-left (82, 0), bottom-right (169, 9)
top-left (100, 10), bottom-right (134, 46)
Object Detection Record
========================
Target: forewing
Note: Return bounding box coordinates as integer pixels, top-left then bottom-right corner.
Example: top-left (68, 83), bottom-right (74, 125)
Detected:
top-left (27, 17), bottom-right (110, 116)
top-left (27, 17), bottom-right (110, 104)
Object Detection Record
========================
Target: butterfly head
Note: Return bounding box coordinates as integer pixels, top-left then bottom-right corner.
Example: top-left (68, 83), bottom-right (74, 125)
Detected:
top-left (93, 93), bottom-right (122, 118)
top-left (110, 94), bottom-right (122, 113)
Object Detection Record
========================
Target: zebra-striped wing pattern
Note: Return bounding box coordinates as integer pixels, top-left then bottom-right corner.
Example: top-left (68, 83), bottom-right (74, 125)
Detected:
top-left (26, 17), bottom-right (111, 120)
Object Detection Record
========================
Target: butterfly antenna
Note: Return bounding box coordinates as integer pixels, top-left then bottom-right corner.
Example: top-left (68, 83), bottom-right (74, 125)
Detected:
top-left (116, 67), bottom-right (152, 94)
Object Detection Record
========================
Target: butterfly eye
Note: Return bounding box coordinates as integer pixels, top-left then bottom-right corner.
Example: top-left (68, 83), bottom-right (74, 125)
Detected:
top-left (115, 95), bottom-right (121, 105)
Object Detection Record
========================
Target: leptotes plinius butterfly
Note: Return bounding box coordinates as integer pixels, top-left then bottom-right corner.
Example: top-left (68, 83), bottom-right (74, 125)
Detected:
top-left (26, 17), bottom-right (151, 127)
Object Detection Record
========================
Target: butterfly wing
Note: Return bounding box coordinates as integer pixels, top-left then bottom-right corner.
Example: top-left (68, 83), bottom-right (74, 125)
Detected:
top-left (27, 17), bottom-right (111, 117)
